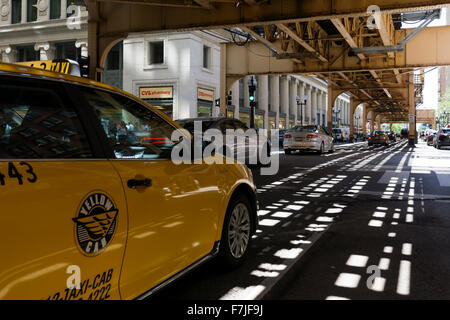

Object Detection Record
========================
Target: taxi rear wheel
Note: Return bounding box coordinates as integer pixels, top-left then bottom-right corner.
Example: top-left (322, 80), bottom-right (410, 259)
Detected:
top-left (218, 194), bottom-right (253, 269)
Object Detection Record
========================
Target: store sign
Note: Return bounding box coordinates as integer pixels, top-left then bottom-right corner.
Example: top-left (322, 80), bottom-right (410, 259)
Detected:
top-left (198, 88), bottom-right (214, 102)
top-left (140, 87), bottom-right (173, 99)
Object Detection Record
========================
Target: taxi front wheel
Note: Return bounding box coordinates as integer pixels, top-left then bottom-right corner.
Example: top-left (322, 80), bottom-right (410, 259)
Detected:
top-left (218, 194), bottom-right (253, 269)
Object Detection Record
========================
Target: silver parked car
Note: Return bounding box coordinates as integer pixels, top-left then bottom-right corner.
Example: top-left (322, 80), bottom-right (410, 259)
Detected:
top-left (283, 125), bottom-right (335, 154)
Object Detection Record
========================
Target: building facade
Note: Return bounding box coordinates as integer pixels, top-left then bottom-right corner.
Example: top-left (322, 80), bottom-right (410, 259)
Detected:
top-left (0, 1), bottom-right (88, 63)
top-left (0, 0), bottom-right (351, 128)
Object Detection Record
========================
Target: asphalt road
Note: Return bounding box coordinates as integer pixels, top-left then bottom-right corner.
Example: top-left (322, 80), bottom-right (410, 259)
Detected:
top-left (151, 139), bottom-right (450, 300)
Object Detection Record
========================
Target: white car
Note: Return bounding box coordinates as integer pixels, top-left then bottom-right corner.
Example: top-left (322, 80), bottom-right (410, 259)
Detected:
top-left (283, 125), bottom-right (335, 154)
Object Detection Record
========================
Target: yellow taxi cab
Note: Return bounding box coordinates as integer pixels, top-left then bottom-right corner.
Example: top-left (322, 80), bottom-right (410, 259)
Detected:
top-left (0, 62), bottom-right (258, 300)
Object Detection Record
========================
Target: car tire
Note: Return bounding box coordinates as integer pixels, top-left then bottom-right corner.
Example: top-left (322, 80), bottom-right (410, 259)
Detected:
top-left (218, 194), bottom-right (253, 269)
top-left (328, 144), bottom-right (335, 153)
top-left (368, 143), bottom-right (373, 146)
top-left (437, 144), bottom-right (441, 149)
top-left (284, 149), bottom-right (292, 155)
top-left (317, 143), bottom-right (324, 154)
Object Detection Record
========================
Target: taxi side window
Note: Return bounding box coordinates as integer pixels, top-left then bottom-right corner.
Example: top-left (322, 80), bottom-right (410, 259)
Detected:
top-left (0, 79), bottom-right (93, 159)
top-left (79, 88), bottom-right (177, 159)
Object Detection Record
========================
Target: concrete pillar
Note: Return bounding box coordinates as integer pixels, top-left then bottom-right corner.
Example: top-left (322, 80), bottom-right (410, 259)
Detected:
top-left (298, 82), bottom-right (305, 125)
top-left (270, 75), bottom-right (280, 129)
top-left (0, 46), bottom-right (15, 63)
top-left (289, 78), bottom-right (298, 125)
top-left (408, 73), bottom-right (416, 146)
top-left (349, 98), bottom-right (360, 142)
top-left (318, 91), bottom-right (324, 126)
top-left (327, 85), bottom-right (342, 134)
top-left (305, 84), bottom-right (312, 124)
top-left (21, 0), bottom-right (26, 23)
top-left (61, 0), bottom-right (68, 19)
top-left (34, 42), bottom-right (54, 61)
top-left (231, 80), bottom-right (240, 119)
top-left (258, 75), bottom-right (269, 129)
top-left (311, 87), bottom-right (317, 125)
top-left (280, 76), bottom-right (289, 128)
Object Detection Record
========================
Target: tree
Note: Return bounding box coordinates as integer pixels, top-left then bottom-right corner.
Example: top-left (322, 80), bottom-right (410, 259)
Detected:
top-left (438, 91), bottom-right (450, 127)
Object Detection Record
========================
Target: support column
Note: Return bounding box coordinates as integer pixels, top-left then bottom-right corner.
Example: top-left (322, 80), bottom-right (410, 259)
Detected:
top-left (349, 98), bottom-right (360, 142)
top-left (34, 42), bottom-right (55, 61)
top-left (298, 82), bottom-right (305, 125)
top-left (318, 90), bottom-right (325, 127)
top-left (362, 105), bottom-right (368, 139)
top-left (270, 75), bottom-right (280, 129)
top-left (280, 76), bottom-right (289, 128)
top-left (408, 73), bottom-right (416, 146)
top-left (258, 75), bottom-right (269, 129)
top-left (327, 85), bottom-right (342, 134)
top-left (230, 80), bottom-right (240, 119)
top-left (311, 87), bottom-right (317, 125)
top-left (21, 0), bottom-right (26, 23)
top-left (306, 84), bottom-right (312, 125)
top-left (61, 0), bottom-right (68, 19)
top-left (0, 46), bottom-right (15, 63)
top-left (289, 78), bottom-right (298, 125)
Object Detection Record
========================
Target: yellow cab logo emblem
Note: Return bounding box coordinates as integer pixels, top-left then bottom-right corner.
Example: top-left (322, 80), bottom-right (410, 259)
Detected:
top-left (73, 192), bottom-right (118, 256)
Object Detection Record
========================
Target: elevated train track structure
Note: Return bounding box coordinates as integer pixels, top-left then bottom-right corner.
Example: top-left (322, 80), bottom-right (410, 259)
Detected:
top-left (85, 0), bottom-right (450, 144)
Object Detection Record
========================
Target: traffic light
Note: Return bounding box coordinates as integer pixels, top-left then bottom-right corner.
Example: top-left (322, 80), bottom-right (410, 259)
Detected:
top-left (77, 55), bottom-right (90, 78)
top-left (248, 83), bottom-right (256, 106)
top-left (215, 98), bottom-right (220, 107)
top-left (227, 92), bottom-right (232, 106)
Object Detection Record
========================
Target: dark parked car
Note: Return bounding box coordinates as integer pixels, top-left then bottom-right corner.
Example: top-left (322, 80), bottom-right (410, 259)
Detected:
top-left (434, 128), bottom-right (450, 149)
top-left (400, 129), bottom-right (408, 139)
top-left (368, 131), bottom-right (390, 146)
top-left (175, 117), bottom-right (271, 165)
top-left (387, 131), bottom-right (396, 142)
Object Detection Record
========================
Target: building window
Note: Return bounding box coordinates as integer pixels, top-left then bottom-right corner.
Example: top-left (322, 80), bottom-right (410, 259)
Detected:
top-left (203, 45), bottom-right (211, 69)
top-left (149, 41), bottom-right (164, 65)
top-left (50, 0), bottom-right (61, 19)
top-left (27, 0), bottom-right (37, 22)
top-left (55, 42), bottom-right (79, 60)
top-left (17, 46), bottom-right (39, 62)
top-left (11, 0), bottom-right (22, 24)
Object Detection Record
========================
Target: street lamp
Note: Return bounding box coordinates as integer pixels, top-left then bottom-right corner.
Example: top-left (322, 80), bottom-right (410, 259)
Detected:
top-left (296, 95), bottom-right (308, 125)
top-left (333, 107), bottom-right (341, 128)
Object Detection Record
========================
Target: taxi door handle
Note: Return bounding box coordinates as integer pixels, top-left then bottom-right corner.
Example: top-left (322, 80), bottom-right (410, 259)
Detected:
top-left (127, 178), bottom-right (152, 189)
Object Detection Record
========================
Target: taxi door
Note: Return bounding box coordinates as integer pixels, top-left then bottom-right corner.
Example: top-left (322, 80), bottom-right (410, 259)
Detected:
top-left (0, 76), bottom-right (127, 300)
top-left (77, 87), bottom-right (222, 300)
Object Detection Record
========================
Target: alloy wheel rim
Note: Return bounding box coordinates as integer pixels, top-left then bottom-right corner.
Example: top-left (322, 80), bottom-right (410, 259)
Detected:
top-left (228, 203), bottom-right (251, 259)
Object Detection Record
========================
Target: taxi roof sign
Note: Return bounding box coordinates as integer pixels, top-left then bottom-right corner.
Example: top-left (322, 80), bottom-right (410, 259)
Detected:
top-left (15, 59), bottom-right (81, 77)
